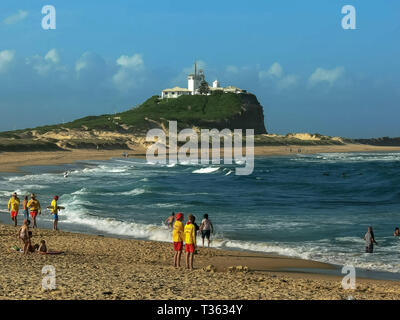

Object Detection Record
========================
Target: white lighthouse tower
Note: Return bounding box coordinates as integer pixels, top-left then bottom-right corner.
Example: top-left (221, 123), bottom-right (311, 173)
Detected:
top-left (187, 62), bottom-right (204, 95)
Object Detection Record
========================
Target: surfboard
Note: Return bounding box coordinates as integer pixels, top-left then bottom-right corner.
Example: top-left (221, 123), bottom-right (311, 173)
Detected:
top-left (39, 251), bottom-right (64, 255)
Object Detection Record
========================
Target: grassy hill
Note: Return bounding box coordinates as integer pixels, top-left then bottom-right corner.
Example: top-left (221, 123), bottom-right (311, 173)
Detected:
top-left (1, 93), bottom-right (264, 137)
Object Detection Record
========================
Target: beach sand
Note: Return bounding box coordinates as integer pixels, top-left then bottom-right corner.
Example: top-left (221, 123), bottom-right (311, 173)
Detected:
top-left (1, 144), bottom-right (400, 173)
top-left (1, 223), bottom-right (400, 300)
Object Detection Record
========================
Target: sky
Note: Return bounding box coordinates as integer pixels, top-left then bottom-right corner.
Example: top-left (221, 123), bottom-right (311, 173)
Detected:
top-left (0, 0), bottom-right (399, 138)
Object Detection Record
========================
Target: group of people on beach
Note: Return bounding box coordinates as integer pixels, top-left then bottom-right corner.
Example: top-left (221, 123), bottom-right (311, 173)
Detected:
top-left (166, 212), bottom-right (213, 270)
top-left (7, 192), bottom-right (62, 231)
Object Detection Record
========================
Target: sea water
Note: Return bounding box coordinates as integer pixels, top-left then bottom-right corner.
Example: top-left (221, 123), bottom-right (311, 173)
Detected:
top-left (1, 152), bottom-right (400, 276)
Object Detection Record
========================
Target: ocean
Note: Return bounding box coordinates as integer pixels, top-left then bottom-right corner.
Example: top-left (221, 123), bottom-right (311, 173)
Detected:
top-left (1, 152), bottom-right (400, 277)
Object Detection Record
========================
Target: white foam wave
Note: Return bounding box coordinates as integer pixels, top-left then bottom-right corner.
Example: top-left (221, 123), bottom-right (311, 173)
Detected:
top-left (120, 188), bottom-right (146, 196)
top-left (192, 167), bottom-right (220, 174)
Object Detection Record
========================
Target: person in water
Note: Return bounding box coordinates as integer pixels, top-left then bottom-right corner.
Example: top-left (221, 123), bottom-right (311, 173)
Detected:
top-left (184, 214), bottom-right (196, 270)
top-left (22, 196), bottom-right (29, 222)
top-left (394, 227), bottom-right (400, 237)
top-left (27, 193), bottom-right (41, 229)
top-left (364, 226), bottom-right (378, 253)
top-left (199, 214), bottom-right (214, 248)
top-left (8, 192), bottom-right (20, 227)
top-left (165, 212), bottom-right (175, 230)
top-left (50, 196), bottom-right (60, 231)
top-left (17, 220), bottom-right (30, 254)
top-left (172, 213), bottom-right (184, 268)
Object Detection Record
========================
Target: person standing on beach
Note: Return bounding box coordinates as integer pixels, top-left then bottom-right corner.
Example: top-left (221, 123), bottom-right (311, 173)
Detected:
top-left (49, 196), bottom-right (60, 231)
top-left (165, 212), bottom-right (175, 230)
top-left (17, 220), bottom-right (30, 254)
top-left (184, 214), bottom-right (196, 270)
top-left (199, 214), bottom-right (214, 248)
top-left (172, 213), bottom-right (184, 268)
top-left (364, 226), bottom-right (378, 253)
top-left (22, 196), bottom-right (29, 222)
top-left (8, 192), bottom-right (20, 227)
top-left (27, 193), bottom-right (41, 229)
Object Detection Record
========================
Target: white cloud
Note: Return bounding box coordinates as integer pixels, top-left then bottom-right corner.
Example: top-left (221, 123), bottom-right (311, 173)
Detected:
top-left (26, 49), bottom-right (65, 75)
top-left (75, 52), bottom-right (104, 73)
top-left (113, 53), bottom-right (145, 91)
top-left (258, 62), bottom-right (298, 90)
top-left (3, 10), bottom-right (28, 25)
top-left (259, 62), bottom-right (283, 80)
top-left (45, 49), bottom-right (60, 64)
top-left (116, 54), bottom-right (144, 70)
top-left (308, 66), bottom-right (345, 86)
top-left (0, 50), bottom-right (15, 73)
top-left (278, 74), bottom-right (299, 89)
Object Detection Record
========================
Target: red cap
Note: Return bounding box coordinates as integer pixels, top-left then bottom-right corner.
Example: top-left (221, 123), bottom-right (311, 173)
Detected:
top-left (176, 212), bottom-right (183, 220)
top-left (54, 196), bottom-right (59, 200)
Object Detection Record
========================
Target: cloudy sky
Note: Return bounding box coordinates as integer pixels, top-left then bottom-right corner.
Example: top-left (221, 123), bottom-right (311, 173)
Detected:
top-left (0, 0), bottom-right (399, 138)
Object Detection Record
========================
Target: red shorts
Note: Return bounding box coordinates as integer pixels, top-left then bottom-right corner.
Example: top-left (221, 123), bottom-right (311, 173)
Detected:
top-left (174, 241), bottom-right (183, 251)
top-left (30, 211), bottom-right (38, 218)
top-left (10, 211), bottom-right (18, 218)
top-left (185, 244), bottom-right (195, 253)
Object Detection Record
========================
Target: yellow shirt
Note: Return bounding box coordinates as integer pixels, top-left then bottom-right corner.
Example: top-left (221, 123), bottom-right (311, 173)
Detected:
top-left (172, 220), bottom-right (184, 242)
top-left (8, 197), bottom-right (20, 212)
top-left (184, 222), bottom-right (196, 245)
top-left (50, 199), bottom-right (58, 214)
top-left (27, 199), bottom-right (41, 211)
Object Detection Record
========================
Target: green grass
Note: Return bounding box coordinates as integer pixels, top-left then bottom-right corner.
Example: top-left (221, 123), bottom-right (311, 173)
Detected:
top-left (0, 94), bottom-right (245, 136)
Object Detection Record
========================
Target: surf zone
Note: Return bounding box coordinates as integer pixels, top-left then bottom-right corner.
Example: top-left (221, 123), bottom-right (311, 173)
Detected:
top-left (145, 121), bottom-right (254, 175)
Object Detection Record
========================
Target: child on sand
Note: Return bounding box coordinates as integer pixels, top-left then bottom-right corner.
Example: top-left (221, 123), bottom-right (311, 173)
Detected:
top-left (184, 214), bottom-right (196, 270)
top-left (8, 192), bottom-right (20, 227)
top-left (199, 214), bottom-right (214, 248)
top-left (38, 240), bottom-right (48, 253)
top-left (27, 193), bottom-right (41, 229)
top-left (172, 213), bottom-right (184, 268)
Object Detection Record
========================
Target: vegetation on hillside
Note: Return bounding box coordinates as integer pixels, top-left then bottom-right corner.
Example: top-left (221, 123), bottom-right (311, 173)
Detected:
top-left (0, 93), bottom-right (244, 136)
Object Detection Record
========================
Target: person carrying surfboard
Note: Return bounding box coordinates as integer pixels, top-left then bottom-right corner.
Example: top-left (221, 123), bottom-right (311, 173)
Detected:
top-left (48, 196), bottom-right (63, 231)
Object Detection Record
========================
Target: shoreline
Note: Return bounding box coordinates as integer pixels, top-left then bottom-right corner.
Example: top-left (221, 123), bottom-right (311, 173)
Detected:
top-left (1, 144), bottom-right (400, 173)
top-left (2, 146), bottom-right (400, 299)
top-left (1, 222), bottom-right (400, 300)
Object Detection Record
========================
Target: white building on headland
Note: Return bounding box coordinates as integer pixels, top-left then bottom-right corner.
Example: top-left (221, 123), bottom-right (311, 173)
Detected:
top-left (161, 63), bottom-right (247, 99)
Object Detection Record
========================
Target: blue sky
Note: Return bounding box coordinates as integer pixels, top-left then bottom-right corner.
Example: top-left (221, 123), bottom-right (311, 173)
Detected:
top-left (0, 0), bottom-right (399, 138)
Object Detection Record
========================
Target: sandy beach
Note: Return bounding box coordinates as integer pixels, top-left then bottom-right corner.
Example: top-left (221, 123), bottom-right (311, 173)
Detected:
top-left (1, 223), bottom-right (400, 300)
top-left (2, 146), bottom-right (400, 300)
top-left (1, 144), bottom-right (400, 173)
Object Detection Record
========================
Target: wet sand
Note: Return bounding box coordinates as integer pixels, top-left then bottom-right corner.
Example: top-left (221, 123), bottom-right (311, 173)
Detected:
top-left (1, 223), bottom-right (400, 300)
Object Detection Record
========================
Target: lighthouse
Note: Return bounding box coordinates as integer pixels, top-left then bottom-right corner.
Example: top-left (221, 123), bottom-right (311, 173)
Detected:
top-left (187, 62), bottom-right (204, 95)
